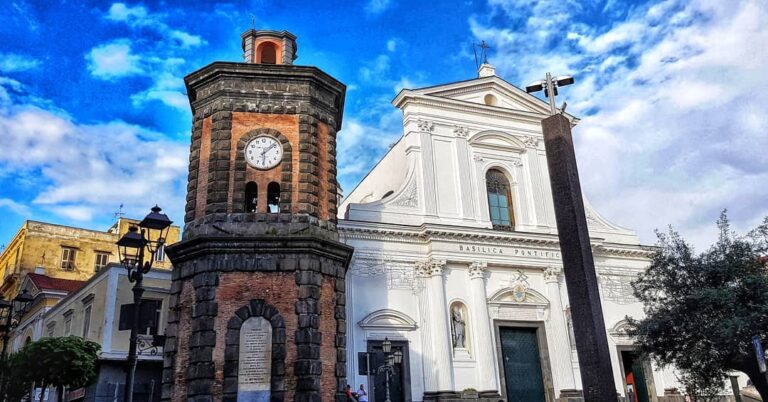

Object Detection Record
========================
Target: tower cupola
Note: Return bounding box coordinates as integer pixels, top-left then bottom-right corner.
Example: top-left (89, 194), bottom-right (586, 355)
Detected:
top-left (241, 29), bottom-right (298, 65)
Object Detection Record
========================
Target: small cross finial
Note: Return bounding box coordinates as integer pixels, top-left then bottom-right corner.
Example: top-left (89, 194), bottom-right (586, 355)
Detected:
top-left (473, 40), bottom-right (492, 69)
top-left (251, 14), bottom-right (256, 29)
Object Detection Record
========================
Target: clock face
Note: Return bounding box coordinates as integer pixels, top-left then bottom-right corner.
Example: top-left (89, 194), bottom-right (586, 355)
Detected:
top-left (245, 136), bottom-right (283, 169)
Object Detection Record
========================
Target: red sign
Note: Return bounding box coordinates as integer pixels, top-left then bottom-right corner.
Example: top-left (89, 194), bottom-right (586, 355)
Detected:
top-left (65, 388), bottom-right (86, 401)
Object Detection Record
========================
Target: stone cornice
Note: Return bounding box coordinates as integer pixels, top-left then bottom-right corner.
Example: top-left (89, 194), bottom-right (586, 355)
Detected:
top-left (397, 92), bottom-right (551, 126)
top-left (338, 221), bottom-right (656, 259)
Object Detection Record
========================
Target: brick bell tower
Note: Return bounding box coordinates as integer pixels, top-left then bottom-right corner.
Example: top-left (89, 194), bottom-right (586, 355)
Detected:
top-left (163, 29), bottom-right (352, 402)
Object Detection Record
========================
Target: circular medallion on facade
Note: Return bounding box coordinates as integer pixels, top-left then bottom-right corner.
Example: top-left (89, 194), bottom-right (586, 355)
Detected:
top-left (245, 136), bottom-right (283, 170)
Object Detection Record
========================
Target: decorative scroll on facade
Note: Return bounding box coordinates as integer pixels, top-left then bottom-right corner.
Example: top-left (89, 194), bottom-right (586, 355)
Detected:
top-left (598, 274), bottom-right (637, 305)
top-left (349, 251), bottom-right (418, 290)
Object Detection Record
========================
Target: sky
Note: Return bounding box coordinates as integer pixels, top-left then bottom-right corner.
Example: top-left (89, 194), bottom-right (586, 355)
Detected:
top-left (0, 0), bottom-right (766, 251)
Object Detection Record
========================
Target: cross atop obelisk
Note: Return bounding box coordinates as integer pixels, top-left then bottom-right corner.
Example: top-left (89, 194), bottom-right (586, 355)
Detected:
top-left (528, 73), bottom-right (619, 402)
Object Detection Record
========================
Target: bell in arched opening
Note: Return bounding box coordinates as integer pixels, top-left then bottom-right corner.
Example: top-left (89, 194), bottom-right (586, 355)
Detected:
top-left (267, 182), bottom-right (280, 213)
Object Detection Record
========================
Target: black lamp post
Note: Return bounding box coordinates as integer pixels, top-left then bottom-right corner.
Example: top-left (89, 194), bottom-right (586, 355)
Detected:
top-left (0, 289), bottom-right (35, 397)
top-left (116, 205), bottom-right (172, 402)
top-left (376, 338), bottom-right (403, 402)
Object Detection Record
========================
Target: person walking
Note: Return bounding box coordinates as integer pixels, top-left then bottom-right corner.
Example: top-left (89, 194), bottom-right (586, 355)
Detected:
top-left (345, 385), bottom-right (358, 402)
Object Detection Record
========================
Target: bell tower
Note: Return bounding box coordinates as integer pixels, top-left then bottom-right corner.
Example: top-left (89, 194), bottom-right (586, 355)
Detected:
top-left (163, 28), bottom-right (352, 402)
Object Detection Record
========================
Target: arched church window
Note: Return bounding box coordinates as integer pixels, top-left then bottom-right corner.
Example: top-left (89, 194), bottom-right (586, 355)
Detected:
top-left (259, 42), bottom-right (277, 64)
top-left (245, 182), bottom-right (258, 212)
top-left (267, 182), bottom-right (280, 213)
top-left (486, 169), bottom-right (514, 230)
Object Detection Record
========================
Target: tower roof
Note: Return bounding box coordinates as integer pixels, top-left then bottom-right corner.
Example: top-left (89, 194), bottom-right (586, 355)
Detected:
top-left (241, 29), bottom-right (298, 65)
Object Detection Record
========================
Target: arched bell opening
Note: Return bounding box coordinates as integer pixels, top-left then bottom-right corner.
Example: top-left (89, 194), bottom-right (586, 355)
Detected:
top-left (245, 181), bottom-right (258, 212)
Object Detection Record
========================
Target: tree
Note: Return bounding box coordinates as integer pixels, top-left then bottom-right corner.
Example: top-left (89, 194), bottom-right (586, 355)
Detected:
top-left (628, 211), bottom-right (768, 400)
top-left (0, 352), bottom-right (33, 402)
top-left (675, 367), bottom-right (727, 402)
top-left (13, 336), bottom-right (101, 402)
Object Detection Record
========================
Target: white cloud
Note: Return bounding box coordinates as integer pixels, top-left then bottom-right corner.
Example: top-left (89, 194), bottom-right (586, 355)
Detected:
top-left (106, 3), bottom-right (148, 22)
top-left (472, 0), bottom-right (768, 248)
top-left (56, 206), bottom-right (94, 221)
top-left (337, 117), bottom-right (400, 182)
top-left (0, 80), bottom-right (188, 223)
top-left (85, 40), bottom-right (143, 79)
top-left (85, 3), bottom-right (204, 111)
top-left (170, 30), bottom-right (204, 48)
top-left (387, 39), bottom-right (397, 52)
top-left (365, 0), bottom-right (393, 14)
top-left (0, 198), bottom-right (30, 216)
top-left (0, 53), bottom-right (40, 73)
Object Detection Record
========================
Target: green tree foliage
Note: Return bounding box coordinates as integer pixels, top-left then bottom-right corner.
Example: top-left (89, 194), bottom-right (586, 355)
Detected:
top-left (0, 352), bottom-right (33, 401)
top-left (628, 211), bottom-right (768, 400)
top-left (11, 336), bottom-right (101, 402)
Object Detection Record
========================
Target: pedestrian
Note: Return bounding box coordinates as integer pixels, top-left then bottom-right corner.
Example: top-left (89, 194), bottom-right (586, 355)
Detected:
top-left (345, 384), bottom-right (358, 402)
top-left (358, 384), bottom-right (368, 402)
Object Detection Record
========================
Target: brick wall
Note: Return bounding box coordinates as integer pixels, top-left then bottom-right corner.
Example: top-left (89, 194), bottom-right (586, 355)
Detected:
top-left (163, 234), bottom-right (352, 402)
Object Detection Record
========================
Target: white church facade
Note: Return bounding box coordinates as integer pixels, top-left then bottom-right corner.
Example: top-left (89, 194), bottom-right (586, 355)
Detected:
top-left (337, 65), bottom-right (679, 402)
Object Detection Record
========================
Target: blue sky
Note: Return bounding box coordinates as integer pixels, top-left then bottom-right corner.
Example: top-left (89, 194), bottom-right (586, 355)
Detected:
top-left (0, 0), bottom-right (766, 250)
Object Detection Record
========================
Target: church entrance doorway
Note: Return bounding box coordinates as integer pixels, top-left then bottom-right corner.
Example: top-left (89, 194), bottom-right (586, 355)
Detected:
top-left (620, 350), bottom-right (655, 402)
top-left (366, 339), bottom-right (411, 402)
top-left (498, 327), bottom-right (547, 402)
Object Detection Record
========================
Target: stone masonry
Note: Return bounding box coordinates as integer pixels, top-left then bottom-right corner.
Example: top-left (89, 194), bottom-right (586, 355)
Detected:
top-left (163, 32), bottom-right (351, 402)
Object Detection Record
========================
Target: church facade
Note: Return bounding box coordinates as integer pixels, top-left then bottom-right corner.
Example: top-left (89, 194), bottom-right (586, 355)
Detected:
top-left (338, 65), bottom-right (678, 402)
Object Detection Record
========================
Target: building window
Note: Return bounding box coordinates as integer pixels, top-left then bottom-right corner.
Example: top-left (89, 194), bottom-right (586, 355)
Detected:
top-left (64, 315), bottom-right (73, 336)
top-left (140, 299), bottom-right (163, 335)
top-left (245, 181), bottom-right (258, 212)
top-left (95, 252), bottom-right (109, 272)
top-left (267, 182), bottom-right (280, 213)
top-left (155, 244), bottom-right (165, 262)
top-left (61, 247), bottom-right (77, 271)
top-left (47, 323), bottom-right (55, 337)
top-left (82, 305), bottom-right (92, 337)
top-left (486, 169), bottom-right (514, 230)
top-left (259, 42), bottom-right (277, 64)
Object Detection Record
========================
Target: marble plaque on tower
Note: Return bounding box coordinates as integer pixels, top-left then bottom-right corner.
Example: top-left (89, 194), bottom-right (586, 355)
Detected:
top-left (238, 317), bottom-right (272, 402)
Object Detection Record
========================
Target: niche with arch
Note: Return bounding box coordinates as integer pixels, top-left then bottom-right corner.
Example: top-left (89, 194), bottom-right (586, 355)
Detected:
top-left (449, 301), bottom-right (471, 359)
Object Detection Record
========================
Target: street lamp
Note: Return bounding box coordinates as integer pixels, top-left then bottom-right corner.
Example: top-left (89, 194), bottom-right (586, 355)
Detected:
top-left (0, 289), bottom-right (35, 359)
top-left (376, 338), bottom-right (403, 402)
top-left (116, 205), bottom-right (172, 402)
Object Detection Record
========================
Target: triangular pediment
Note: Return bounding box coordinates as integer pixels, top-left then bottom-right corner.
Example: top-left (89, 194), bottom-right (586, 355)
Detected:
top-left (408, 76), bottom-right (558, 116)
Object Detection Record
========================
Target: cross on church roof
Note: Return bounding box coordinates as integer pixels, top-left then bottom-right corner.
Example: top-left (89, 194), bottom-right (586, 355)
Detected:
top-left (473, 40), bottom-right (491, 69)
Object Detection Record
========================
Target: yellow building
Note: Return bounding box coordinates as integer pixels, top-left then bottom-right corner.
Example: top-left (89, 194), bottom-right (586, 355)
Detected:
top-left (0, 218), bottom-right (180, 302)
top-left (12, 264), bottom-right (172, 401)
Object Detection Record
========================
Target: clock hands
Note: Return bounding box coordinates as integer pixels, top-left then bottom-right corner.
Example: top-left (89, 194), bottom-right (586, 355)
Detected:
top-left (260, 143), bottom-right (277, 156)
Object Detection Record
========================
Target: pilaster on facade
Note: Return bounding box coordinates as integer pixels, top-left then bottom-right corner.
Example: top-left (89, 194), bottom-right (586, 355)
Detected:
top-left (543, 265), bottom-right (576, 392)
top-left (428, 259), bottom-right (446, 277)
top-left (543, 266), bottom-right (561, 283)
top-left (417, 258), bottom-right (453, 394)
top-left (467, 260), bottom-right (499, 395)
top-left (468, 261), bottom-right (487, 279)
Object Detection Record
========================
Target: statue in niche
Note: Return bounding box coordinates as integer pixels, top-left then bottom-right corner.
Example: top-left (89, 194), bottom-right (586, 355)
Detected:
top-left (451, 305), bottom-right (466, 349)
